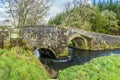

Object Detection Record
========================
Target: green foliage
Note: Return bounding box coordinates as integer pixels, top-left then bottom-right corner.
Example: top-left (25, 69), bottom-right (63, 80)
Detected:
top-left (48, 1), bottom-right (120, 35)
top-left (102, 10), bottom-right (118, 34)
top-left (68, 40), bottom-right (73, 47)
top-left (97, 0), bottom-right (120, 34)
top-left (62, 6), bottom-right (92, 30)
top-left (0, 49), bottom-right (7, 56)
top-left (0, 47), bottom-right (50, 80)
top-left (58, 55), bottom-right (120, 80)
top-left (90, 6), bottom-right (107, 33)
top-left (48, 13), bottom-right (65, 25)
top-left (48, 6), bottom-right (93, 30)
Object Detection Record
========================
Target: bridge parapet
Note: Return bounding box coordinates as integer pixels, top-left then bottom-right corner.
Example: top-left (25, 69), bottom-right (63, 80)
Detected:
top-left (91, 33), bottom-right (120, 50)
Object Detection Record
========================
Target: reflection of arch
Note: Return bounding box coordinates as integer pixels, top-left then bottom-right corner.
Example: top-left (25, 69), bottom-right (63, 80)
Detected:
top-left (38, 47), bottom-right (56, 58)
top-left (68, 34), bottom-right (88, 50)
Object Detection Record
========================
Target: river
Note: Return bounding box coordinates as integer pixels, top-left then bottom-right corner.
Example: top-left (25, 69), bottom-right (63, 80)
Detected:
top-left (39, 48), bottom-right (120, 72)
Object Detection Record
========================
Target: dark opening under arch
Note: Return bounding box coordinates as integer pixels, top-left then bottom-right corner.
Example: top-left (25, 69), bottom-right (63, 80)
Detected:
top-left (68, 35), bottom-right (88, 50)
top-left (38, 48), bottom-right (56, 58)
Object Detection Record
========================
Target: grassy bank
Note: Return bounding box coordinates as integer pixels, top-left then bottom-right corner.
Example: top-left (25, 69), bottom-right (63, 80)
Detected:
top-left (1, 47), bottom-right (120, 80)
top-left (0, 47), bottom-right (50, 80)
top-left (58, 55), bottom-right (120, 80)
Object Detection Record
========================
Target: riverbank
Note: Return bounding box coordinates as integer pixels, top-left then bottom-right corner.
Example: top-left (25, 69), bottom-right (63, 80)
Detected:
top-left (0, 47), bottom-right (120, 80)
top-left (58, 55), bottom-right (120, 80)
top-left (0, 47), bottom-right (50, 80)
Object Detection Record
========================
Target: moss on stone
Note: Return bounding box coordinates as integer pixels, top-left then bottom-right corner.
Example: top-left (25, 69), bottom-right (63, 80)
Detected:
top-left (90, 43), bottom-right (120, 50)
top-left (56, 48), bottom-right (68, 58)
top-left (68, 40), bottom-right (89, 50)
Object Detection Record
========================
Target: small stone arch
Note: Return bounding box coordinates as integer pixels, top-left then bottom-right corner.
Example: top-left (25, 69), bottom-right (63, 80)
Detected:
top-left (68, 34), bottom-right (88, 50)
top-left (38, 47), bottom-right (56, 58)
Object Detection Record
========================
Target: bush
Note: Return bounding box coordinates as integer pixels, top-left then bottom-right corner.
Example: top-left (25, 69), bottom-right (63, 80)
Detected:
top-left (58, 55), bottom-right (120, 80)
top-left (0, 47), bottom-right (50, 80)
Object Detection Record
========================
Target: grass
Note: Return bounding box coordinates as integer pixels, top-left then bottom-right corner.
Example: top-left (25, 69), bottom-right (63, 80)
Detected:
top-left (1, 46), bottom-right (120, 80)
top-left (0, 47), bottom-right (50, 80)
top-left (58, 55), bottom-right (120, 80)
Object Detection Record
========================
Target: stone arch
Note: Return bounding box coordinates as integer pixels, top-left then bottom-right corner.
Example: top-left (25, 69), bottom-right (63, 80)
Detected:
top-left (38, 47), bottom-right (56, 58)
top-left (68, 34), bottom-right (88, 50)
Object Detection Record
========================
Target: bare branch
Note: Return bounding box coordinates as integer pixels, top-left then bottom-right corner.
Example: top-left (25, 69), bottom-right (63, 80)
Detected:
top-left (6, 0), bottom-right (50, 27)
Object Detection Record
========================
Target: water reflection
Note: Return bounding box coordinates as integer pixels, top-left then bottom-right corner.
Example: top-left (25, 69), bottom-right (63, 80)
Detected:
top-left (52, 56), bottom-right (71, 62)
top-left (40, 48), bottom-right (120, 71)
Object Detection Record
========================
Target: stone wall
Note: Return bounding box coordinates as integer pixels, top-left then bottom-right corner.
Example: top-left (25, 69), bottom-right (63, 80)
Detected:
top-left (20, 26), bottom-right (68, 58)
top-left (1, 26), bottom-right (120, 58)
top-left (0, 29), bottom-right (9, 48)
top-left (91, 33), bottom-right (120, 50)
top-left (20, 26), bottom-right (120, 58)
top-left (67, 28), bottom-right (120, 50)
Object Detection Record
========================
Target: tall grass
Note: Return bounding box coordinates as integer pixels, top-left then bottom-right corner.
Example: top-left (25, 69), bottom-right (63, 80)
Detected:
top-left (0, 46), bottom-right (50, 80)
top-left (58, 55), bottom-right (120, 80)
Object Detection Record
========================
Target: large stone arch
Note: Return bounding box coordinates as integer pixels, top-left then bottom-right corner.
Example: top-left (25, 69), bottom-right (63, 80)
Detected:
top-left (37, 47), bottom-right (56, 58)
top-left (68, 34), bottom-right (89, 50)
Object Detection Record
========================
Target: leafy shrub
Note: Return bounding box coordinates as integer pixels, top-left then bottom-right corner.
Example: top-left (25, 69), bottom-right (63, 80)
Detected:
top-left (58, 55), bottom-right (120, 80)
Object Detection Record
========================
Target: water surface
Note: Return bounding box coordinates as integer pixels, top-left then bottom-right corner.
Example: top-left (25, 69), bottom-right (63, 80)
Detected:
top-left (40, 48), bottom-right (120, 71)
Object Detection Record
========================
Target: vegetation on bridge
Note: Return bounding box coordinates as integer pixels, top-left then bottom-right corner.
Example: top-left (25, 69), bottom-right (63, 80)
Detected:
top-left (0, 47), bottom-right (50, 80)
top-left (58, 55), bottom-right (120, 80)
top-left (48, 0), bottom-right (120, 35)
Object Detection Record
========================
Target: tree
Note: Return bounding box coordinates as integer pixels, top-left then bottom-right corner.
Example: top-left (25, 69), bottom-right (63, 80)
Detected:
top-left (90, 6), bottom-right (106, 33)
top-left (97, 0), bottom-right (120, 34)
top-left (102, 10), bottom-right (118, 35)
top-left (48, 0), bottom-right (120, 35)
top-left (61, 5), bottom-right (94, 30)
top-left (48, 0), bottom-right (93, 30)
top-left (48, 13), bottom-right (65, 25)
top-left (6, 0), bottom-right (49, 28)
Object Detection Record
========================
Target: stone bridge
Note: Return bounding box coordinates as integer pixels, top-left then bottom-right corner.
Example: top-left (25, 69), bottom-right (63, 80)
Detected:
top-left (19, 26), bottom-right (120, 58)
